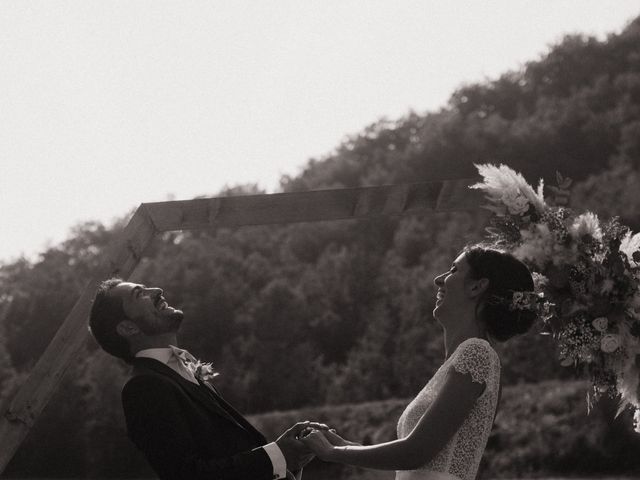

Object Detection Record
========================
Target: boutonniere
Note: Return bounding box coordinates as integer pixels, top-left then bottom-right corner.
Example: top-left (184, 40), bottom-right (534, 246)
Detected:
top-left (188, 360), bottom-right (219, 382)
top-left (169, 345), bottom-right (220, 382)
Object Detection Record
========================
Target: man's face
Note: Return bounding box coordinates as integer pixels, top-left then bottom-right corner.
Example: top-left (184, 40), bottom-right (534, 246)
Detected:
top-left (110, 282), bottom-right (184, 335)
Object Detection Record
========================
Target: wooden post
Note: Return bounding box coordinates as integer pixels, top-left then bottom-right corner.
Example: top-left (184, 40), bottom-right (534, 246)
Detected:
top-left (0, 179), bottom-right (482, 473)
top-left (0, 207), bottom-right (157, 471)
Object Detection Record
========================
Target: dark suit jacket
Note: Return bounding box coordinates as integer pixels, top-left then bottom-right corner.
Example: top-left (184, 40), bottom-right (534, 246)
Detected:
top-left (122, 357), bottom-right (274, 480)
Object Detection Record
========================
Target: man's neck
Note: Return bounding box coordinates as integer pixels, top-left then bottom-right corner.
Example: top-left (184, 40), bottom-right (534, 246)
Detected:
top-left (132, 333), bottom-right (179, 354)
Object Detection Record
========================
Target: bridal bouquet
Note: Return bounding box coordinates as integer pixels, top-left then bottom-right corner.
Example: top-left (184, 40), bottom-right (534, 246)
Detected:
top-left (470, 164), bottom-right (640, 432)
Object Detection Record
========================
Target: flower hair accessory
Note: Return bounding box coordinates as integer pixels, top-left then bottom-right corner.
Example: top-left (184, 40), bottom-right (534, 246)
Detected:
top-left (509, 290), bottom-right (553, 316)
top-left (486, 290), bottom-right (554, 319)
top-left (472, 163), bottom-right (640, 433)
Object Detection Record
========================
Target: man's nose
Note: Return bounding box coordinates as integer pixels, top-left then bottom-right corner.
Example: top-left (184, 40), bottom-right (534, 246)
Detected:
top-left (146, 287), bottom-right (163, 296)
top-left (434, 274), bottom-right (444, 287)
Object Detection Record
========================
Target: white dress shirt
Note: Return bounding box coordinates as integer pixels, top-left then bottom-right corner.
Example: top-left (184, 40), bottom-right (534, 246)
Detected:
top-left (135, 347), bottom-right (288, 479)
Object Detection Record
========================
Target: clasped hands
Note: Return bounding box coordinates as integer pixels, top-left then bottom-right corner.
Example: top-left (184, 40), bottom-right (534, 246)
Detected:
top-left (275, 421), bottom-right (357, 469)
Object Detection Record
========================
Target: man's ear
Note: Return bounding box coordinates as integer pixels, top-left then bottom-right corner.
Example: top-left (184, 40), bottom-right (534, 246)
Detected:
top-left (468, 278), bottom-right (490, 298)
top-left (116, 320), bottom-right (140, 338)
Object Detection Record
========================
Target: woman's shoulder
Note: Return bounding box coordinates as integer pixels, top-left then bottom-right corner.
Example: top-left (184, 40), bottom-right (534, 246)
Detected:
top-left (458, 336), bottom-right (495, 349)
top-left (454, 337), bottom-right (500, 364)
top-left (450, 337), bottom-right (500, 385)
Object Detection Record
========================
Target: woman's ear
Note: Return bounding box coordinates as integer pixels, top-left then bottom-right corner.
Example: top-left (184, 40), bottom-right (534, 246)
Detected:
top-left (468, 278), bottom-right (489, 298)
top-left (116, 320), bottom-right (140, 338)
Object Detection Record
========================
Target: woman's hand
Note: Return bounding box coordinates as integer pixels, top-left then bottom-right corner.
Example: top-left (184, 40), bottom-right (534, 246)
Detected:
top-left (300, 429), bottom-right (336, 461)
top-left (323, 429), bottom-right (361, 447)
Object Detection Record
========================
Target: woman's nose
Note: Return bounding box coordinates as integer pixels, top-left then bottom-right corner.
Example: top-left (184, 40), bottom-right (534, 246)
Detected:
top-left (434, 273), bottom-right (444, 287)
top-left (146, 287), bottom-right (163, 296)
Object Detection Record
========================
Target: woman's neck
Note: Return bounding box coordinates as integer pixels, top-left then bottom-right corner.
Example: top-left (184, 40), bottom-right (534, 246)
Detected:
top-left (443, 323), bottom-right (486, 358)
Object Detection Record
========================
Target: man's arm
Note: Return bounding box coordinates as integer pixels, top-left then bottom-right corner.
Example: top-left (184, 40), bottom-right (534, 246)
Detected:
top-left (122, 375), bottom-right (274, 480)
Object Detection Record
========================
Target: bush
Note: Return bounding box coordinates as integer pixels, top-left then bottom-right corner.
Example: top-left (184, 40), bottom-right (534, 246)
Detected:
top-left (250, 380), bottom-right (640, 480)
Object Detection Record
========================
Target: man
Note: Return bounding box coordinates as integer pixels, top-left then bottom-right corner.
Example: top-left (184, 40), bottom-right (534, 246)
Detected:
top-left (89, 278), bottom-right (323, 480)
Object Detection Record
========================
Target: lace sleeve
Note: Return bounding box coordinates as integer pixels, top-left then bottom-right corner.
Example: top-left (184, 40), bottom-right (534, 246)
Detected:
top-left (450, 339), bottom-right (499, 385)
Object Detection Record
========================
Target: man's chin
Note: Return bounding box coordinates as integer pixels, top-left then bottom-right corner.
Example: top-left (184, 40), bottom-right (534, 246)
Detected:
top-left (167, 309), bottom-right (184, 329)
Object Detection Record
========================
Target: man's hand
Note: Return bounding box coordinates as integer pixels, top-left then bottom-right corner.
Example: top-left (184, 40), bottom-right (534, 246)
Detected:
top-left (275, 421), bottom-right (329, 471)
top-left (299, 430), bottom-right (335, 461)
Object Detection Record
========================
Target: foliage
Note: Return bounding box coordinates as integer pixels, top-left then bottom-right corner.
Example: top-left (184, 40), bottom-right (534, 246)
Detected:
top-left (283, 17), bottom-right (640, 192)
top-left (250, 381), bottom-right (640, 480)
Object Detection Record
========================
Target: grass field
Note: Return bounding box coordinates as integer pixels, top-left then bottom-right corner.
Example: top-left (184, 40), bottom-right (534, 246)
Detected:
top-left (0, 472), bottom-right (638, 480)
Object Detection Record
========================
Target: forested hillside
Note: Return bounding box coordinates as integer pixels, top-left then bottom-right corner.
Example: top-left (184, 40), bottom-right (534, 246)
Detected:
top-left (1, 15), bottom-right (640, 477)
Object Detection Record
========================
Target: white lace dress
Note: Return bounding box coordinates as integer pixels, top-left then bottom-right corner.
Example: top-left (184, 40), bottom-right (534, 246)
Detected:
top-left (396, 338), bottom-right (500, 480)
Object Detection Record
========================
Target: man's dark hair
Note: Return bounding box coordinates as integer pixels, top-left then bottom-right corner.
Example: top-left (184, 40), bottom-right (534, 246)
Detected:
top-left (88, 278), bottom-right (135, 362)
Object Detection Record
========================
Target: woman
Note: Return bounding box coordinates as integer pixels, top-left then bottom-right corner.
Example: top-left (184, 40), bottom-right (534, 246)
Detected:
top-left (301, 245), bottom-right (537, 480)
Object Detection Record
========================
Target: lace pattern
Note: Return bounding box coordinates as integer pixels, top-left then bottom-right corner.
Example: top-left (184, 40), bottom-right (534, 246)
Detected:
top-left (396, 338), bottom-right (500, 480)
top-left (451, 340), bottom-right (497, 385)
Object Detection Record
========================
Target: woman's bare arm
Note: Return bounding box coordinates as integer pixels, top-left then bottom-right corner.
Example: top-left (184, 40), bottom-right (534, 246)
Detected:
top-left (303, 370), bottom-right (485, 471)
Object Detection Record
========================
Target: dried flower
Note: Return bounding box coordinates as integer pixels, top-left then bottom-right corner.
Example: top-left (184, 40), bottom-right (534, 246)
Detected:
top-left (620, 232), bottom-right (640, 266)
top-left (600, 333), bottom-right (621, 354)
top-left (502, 191), bottom-right (530, 215)
top-left (189, 360), bottom-right (219, 382)
top-left (470, 163), bottom-right (547, 215)
top-left (560, 357), bottom-right (574, 367)
top-left (569, 212), bottom-right (603, 242)
top-left (591, 317), bottom-right (609, 332)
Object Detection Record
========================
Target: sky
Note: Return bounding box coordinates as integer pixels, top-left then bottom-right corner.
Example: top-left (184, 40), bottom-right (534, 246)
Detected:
top-left (1, 1), bottom-right (639, 263)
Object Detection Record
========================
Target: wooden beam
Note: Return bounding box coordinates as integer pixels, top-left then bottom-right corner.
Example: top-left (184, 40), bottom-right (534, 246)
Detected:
top-left (143, 179), bottom-right (482, 232)
top-left (0, 208), bottom-right (157, 472)
top-left (0, 179), bottom-right (482, 474)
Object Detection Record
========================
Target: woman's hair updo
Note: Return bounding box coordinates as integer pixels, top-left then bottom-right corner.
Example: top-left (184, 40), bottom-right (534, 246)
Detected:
top-left (464, 245), bottom-right (536, 342)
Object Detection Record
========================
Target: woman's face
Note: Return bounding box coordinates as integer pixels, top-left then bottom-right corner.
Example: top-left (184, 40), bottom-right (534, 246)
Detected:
top-left (432, 252), bottom-right (474, 322)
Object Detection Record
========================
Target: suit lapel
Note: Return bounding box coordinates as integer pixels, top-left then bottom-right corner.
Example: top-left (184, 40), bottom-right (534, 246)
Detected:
top-left (199, 379), bottom-right (267, 443)
top-left (131, 357), bottom-right (246, 430)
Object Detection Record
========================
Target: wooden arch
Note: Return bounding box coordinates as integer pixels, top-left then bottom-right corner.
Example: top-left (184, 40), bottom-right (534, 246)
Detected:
top-left (0, 179), bottom-right (483, 472)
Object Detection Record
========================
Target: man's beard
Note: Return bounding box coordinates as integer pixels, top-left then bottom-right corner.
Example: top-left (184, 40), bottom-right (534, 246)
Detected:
top-left (135, 309), bottom-right (184, 335)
